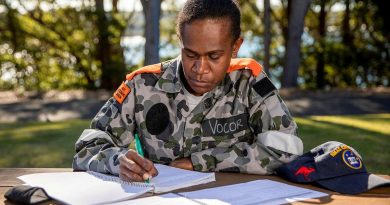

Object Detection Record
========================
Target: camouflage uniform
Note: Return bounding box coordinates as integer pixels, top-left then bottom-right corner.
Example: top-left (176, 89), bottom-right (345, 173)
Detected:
top-left (73, 56), bottom-right (303, 176)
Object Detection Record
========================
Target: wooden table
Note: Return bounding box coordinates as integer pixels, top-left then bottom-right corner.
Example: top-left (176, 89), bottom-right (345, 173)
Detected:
top-left (1, 168), bottom-right (389, 204)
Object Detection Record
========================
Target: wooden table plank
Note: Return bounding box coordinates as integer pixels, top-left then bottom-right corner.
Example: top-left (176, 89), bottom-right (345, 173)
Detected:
top-left (0, 168), bottom-right (72, 186)
top-left (1, 168), bottom-right (389, 205)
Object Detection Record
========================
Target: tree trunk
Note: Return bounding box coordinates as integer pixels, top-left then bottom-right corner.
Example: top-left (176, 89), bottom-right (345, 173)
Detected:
top-left (112, 0), bottom-right (119, 12)
top-left (96, 0), bottom-right (112, 89)
top-left (341, 0), bottom-right (353, 86)
top-left (282, 0), bottom-right (291, 58)
top-left (5, 7), bottom-right (19, 51)
top-left (316, 0), bottom-right (326, 89)
top-left (342, 0), bottom-right (352, 45)
top-left (282, 0), bottom-right (312, 88)
top-left (141, 0), bottom-right (161, 66)
top-left (263, 0), bottom-right (271, 76)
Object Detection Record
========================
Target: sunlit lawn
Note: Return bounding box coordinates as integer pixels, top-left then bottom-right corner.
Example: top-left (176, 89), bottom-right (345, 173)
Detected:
top-left (0, 119), bottom-right (90, 168)
top-left (0, 114), bottom-right (389, 174)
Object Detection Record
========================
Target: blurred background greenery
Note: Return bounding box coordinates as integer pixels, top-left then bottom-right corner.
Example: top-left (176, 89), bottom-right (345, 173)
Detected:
top-left (0, 0), bottom-right (389, 173)
top-left (0, 0), bottom-right (388, 90)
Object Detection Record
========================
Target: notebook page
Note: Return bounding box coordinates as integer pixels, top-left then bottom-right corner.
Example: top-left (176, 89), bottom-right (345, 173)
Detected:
top-left (151, 164), bottom-right (215, 193)
top-left (86, 164), bottom-right (215, 193)
top-left (18, 172), bottom-right (153, 205)
top-left (179, 179), bottom-right (328, 205)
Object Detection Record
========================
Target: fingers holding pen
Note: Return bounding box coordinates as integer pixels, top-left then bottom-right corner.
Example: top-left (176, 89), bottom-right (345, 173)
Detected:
top-left (119, 155), bottom-right (144, 182)
top-left (127, 150), bottom-right (158, 177)
top-left (119, 150), bottom-right (158, 182)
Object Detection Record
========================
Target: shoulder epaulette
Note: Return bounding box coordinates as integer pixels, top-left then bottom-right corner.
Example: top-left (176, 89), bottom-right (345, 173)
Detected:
top-left (126, 63), bottom-right (162, 81)
top-left (113, 63), bottom-right (161, 104)
top-left (227, 58), bottom-right (263, 77)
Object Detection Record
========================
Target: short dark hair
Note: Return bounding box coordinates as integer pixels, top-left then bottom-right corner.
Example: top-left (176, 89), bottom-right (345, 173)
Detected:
top-left (176, 0), bottom-right (241, 42)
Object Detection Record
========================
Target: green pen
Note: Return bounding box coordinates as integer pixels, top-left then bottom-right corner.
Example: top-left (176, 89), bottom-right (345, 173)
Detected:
top-left (134, 133), bottom-right (150, 183)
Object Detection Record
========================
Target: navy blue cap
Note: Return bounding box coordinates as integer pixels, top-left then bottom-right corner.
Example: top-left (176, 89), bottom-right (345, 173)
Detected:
top-left (276, 141), bottom-right (390, 195)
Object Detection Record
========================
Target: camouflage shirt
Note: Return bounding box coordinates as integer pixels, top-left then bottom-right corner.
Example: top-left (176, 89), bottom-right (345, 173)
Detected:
top-left (73, 57), bottom-right (303, 175)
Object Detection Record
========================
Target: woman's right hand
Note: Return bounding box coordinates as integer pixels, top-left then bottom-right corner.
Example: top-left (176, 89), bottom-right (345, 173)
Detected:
top-left (118, 150), bottom-right (158, 182)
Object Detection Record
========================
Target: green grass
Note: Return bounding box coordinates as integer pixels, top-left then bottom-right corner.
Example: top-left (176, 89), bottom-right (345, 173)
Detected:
top-left (0, 119), bottom-right (90, 168)
top-left (0, 114), bottom-right (389, 174)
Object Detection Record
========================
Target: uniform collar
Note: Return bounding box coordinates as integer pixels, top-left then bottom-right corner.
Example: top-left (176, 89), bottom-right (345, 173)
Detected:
top-left (155, 56), bottom-right (233, 99)
top-left (155, 56), bottom-right (183, 93)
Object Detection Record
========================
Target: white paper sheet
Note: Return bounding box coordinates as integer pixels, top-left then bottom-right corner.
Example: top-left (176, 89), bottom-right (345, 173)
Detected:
top-left (107, 193), bottom-right (200, 205)
top-left (179, 179), bottom-right (328, 205)
top-left (151, 164), bottom-right (215, 193)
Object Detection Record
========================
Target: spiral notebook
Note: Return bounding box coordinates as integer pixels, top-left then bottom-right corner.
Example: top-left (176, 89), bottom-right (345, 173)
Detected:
top-left (18, 164), bottom-right (215, 205)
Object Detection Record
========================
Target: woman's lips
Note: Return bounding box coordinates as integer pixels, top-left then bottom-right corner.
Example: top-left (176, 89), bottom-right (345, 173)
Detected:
top-left (189, 78), bottom-right (210, 88)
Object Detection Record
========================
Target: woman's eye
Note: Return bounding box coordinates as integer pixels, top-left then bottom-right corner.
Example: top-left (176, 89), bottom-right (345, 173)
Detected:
top-left (186, 53), bottom-right (197, 59)
top-left (209, 54), bottom-right (220, 60)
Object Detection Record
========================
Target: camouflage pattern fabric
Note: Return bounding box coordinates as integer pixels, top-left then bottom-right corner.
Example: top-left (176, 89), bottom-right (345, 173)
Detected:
top-left (73, 56), bottom-right (303, 175)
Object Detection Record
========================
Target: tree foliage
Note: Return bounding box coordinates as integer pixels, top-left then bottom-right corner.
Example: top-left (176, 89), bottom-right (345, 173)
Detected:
top-left (0, 0), bottom-right (388, 90)
top-left (0, 0), bottom-right (128, 90)
top-left (301, 0), bottom-right (390, 88)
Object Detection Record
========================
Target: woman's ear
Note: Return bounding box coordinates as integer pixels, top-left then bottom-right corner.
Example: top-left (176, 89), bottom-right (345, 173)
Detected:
top-left (232, 37), bottom-right (244, 58)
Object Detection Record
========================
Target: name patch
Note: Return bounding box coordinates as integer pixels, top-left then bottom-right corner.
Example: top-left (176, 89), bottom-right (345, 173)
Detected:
top-left (202, 113), bottom-right (248, 136)
top-left (330, 145), bottom-right (349, 157)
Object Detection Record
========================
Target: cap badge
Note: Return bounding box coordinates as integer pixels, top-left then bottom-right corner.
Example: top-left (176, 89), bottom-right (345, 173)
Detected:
top-left (342, 150), bottom-right (362, 169)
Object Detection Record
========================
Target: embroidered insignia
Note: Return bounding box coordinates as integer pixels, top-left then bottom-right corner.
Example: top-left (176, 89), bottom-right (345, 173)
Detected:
top-left (342, 150), bottom-right (362, 169)
top-left (330, 145), bottom-right (349, 157)
top-left (113, 82), bottom-right (131, 104)
top-left (295, 166), bottom-right (316, 180)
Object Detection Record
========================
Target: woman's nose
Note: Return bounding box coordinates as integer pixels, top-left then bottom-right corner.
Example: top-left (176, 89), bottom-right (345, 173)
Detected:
top-left (193, 56), bottom-right (210, 74)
